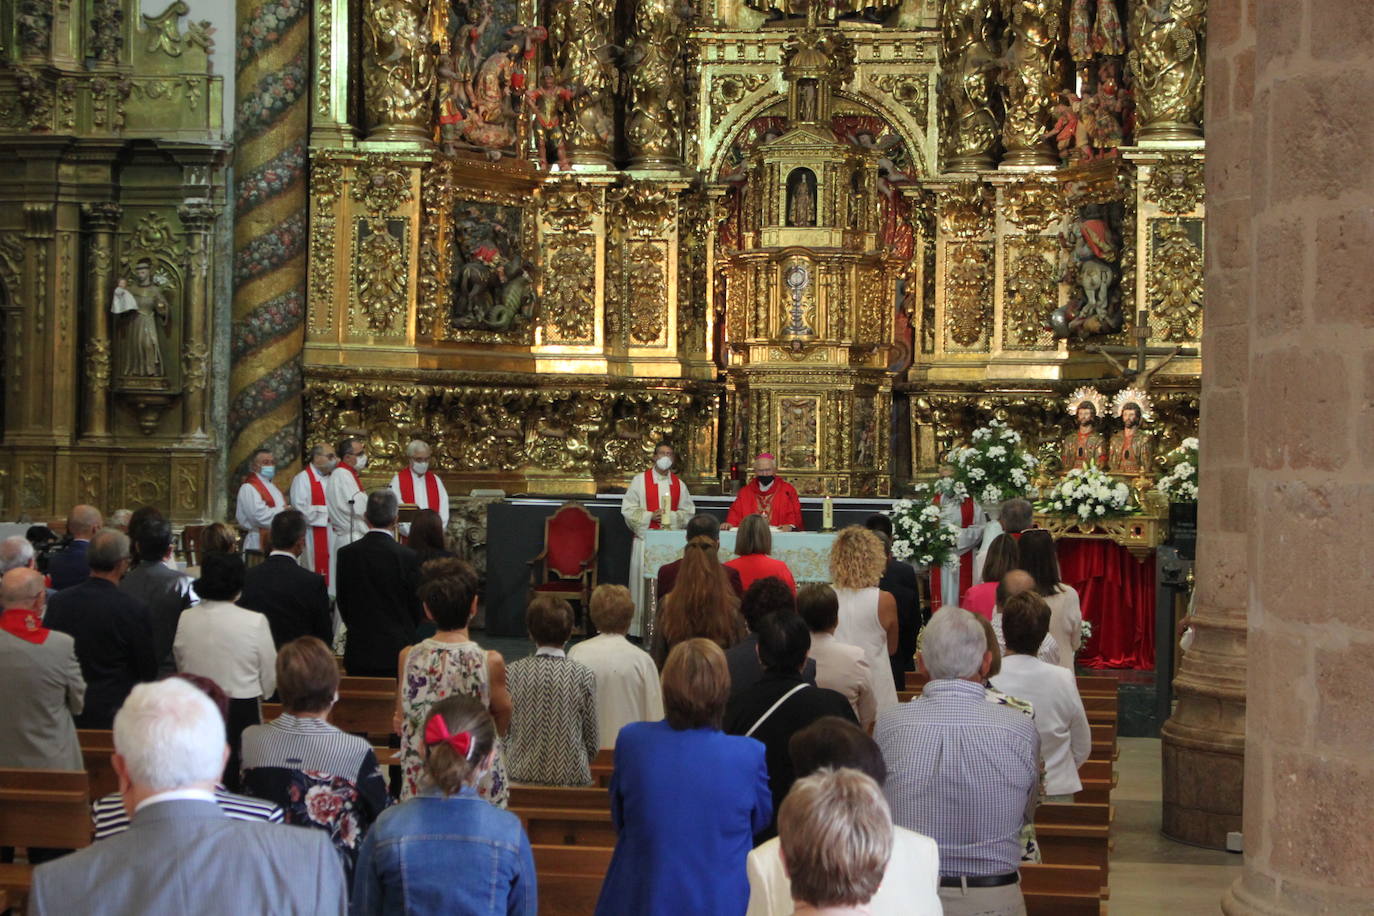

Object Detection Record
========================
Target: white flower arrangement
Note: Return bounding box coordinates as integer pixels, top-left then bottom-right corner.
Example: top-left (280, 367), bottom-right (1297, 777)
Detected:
top-left (1041, 465), bottom-right (1133, 521)
top-left (889, 487), bottom-right (961, 571)
top-left (946, 419), bottom-right (1040, 507)
top-left (1080, 619), bottom-right (1093, 645)
top-left (1156, 437), bottom-right (1200, 504)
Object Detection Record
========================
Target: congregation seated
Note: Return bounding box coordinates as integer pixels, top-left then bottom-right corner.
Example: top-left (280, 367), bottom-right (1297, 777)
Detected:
top-left (92, 673), bottom-right (282, 840)
top-left (961, 532), bottom-right (1019, 622)
top-left (504, 595), bottom-right (599, 786)
top-left (992, 569), bottom-right (1060, 665)
top-left (200, 521), bottom-right (241, 557)
top-left (724, 515), bottom-right (797, 593)
top-left (239, 508), bottom-right (333, 649)
top-left (119, 513), bottom-right (193, 675)
top-left (778, 768), bottom-right (906, 916)
top-left (745, 717), bottom-right (941, 916)
top-left (1018, 529), bottom-right (1083, 668)
top-left (0, 567), bottom-right (84, 770)
top-left (29, 679), bottom-right (347, 915)
top-left (353, 695), bottom-right (537, 914)
top-left (47, 504), bottom-right (102, 590)
top-left (655, 512), bottom-right (744, 601)
top-left (829, 526), bottom-right (900, 712)
top-left (725, 611), bottom-right (856, 842)
top-left (567, 584), bottom-right (663, 749)
top-left (875, 607), bottom-right (1040, 916)
top-left (650, 534), bottom-right (745, 669)
top-left (46, 528), bottom-right (157, 729)
top-left (397, 557), bottom-right (511, 805)
top-left (990, 591), bottom-right (1091, 802)
top-left (595, 639), bottom-right (771, 915)
top-left (240, 637), bottom-right (389, 881)
top-left (175, 551), bottom-right (276, 788)
top-left (798, 583), bottom-right (877, 729)
top-left (337, 489), bottom-right (423, 678)
top-left (725, 576), bottom-right (816, 699)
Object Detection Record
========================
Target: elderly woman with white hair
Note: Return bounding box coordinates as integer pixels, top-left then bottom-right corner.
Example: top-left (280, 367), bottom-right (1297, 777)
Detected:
top-left (26, 679), bottom-right (347, 915)
top-left (388, 439), bottom-right (450, 534)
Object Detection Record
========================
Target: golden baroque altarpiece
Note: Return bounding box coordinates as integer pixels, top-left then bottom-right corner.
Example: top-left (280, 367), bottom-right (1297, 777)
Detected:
top-left (0, 0), bottom-right (1206, 520)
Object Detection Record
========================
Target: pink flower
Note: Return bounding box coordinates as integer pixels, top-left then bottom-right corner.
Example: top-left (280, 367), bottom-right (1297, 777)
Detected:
top-left (305, 785), bottom-right (345, 825)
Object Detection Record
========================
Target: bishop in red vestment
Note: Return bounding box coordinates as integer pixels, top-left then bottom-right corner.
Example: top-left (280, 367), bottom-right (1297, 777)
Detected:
top-left (724, 453), bottom-right (803, 531)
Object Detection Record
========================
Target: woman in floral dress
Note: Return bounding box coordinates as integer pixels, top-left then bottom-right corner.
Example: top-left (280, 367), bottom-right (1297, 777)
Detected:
top-left (396, 557), bottom-right (512, 805)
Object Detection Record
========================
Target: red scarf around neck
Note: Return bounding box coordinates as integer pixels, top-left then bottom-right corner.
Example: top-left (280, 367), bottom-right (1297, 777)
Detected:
top-left (245, 474), bottom-right (276, 507)
top-left (398, 467), bottom-right (441, 509)
top-left (644, 470), bottom-right (681, 530)
top-left (307, 468), bottom-right (329, 583)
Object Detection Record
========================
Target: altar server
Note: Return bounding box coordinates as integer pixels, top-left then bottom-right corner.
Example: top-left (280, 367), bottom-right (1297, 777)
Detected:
top-left (289, 443), bottom-right (337, 586)
top-left (621, 443), bottom-right (696, 638)
top-left (326, 436), bottom-right (370, 556)
top-left (723, 453), bottom-right (803, 531)
top-left (388, 439), bottom-right (450, 535)
top-left (235, 449), bottom-right (285, 553)
top-left (930, 468), bottom-right (984, 612)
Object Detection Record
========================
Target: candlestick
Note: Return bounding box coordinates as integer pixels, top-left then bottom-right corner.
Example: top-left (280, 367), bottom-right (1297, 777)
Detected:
top-left (822, 495), bottom-right (834, 531)
top-left (660, 490), bottom-right (672, 529)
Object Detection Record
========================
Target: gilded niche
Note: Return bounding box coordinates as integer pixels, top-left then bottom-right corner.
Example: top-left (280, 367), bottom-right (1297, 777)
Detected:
top-left (1149, 219), bottom-right (1203, 341)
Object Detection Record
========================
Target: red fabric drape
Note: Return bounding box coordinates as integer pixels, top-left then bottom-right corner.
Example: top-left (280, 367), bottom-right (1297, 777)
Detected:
top-left (1056, 539), bottom-right (1156, 670)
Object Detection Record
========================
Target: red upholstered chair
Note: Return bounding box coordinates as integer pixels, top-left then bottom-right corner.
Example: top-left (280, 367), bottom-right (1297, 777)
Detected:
top-left (528, 502), bottom-right (600, 630)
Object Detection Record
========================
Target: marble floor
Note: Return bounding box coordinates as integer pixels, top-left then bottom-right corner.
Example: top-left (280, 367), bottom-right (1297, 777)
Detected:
top-left (1110, 737), bottom-right (1242, 914)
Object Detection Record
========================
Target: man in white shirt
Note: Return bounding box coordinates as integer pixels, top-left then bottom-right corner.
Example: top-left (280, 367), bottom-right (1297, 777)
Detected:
top-left (326, 436), bottom-right (370, 556)
top-left (620, 442), bottom-right (695, 637)
top-left (289, 443), bottom-right (337, 587)
top-left (797, 582), bottom-right (876, 729)
top-left (235, 449), bottom-right (285, 553)
top-left (388, 439), bottom-right (450, 534)
top-left (989, 591), bottom-right (1090, 801)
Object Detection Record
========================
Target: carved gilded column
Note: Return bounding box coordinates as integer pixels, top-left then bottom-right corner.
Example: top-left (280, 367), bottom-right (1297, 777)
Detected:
top-left (312, 0), bottom-right (355, 144)
top-left (178, 202), bottom-right (216, 438)
top-left (939, 0), bottom-right (1001, 172)
top-left (550, 0), bottom-right (616, 167)
top-left (998, 0), bottom-right (1064, 167)
top-left (362, 0), bottom-right (436, 142)
top-left (81, 202), bottom-right (120, 439)
top-left (624, 0), bottom-right (684, 170)
top-left (1127, 0), bottom-right (1205, 142)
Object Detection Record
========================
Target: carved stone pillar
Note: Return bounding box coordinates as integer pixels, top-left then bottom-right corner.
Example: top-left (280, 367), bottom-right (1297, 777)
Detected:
top-left (939, 0), bottom-right (1001, 172)
top-left (81, 202), bottom-right (120, 439)
top-left (624, 0), bottom-right (684, 170)
top-left (550, 0), bottom-right (616, 168)
top-left (1127, 0), bottom-right (1205, 142)
top-left (178, 202), bottom-right (216, 438)
top-left (362, 0), bottom-right (436, 142)
top-left (998, 0), bottom-right (1064, 167)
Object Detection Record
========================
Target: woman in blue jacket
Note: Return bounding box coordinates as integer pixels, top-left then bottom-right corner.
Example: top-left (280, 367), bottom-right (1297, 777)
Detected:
top-left (595, 638), bottom-right (773, 916)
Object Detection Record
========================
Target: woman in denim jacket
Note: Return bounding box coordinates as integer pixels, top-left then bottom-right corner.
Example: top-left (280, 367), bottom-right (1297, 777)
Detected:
top-left (351, 696), bottom-right (536, 915)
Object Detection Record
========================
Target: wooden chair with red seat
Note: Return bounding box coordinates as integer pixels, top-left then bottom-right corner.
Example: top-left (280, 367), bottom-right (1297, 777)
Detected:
top-left (527, 502), bottom-right (600, 631)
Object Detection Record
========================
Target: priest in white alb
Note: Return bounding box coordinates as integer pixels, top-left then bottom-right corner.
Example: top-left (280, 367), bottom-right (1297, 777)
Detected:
top-left (235, 448), bottom-right (285, 553)
top-left (289, 442), bottom-right (337, 589)
top-left (621, 442), bottom-right (696, 638)
top-left (388, 440), bottom-right (449, 535)
top-left (930, 467), bottom-right (984, 612)
top-left (326, 436), bottom-right (370, 560)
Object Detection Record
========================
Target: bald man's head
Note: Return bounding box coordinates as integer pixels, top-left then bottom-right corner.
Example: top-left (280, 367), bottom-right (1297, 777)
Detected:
top-left (67, 505), bottom-right (103, 539)
top-left (1, 567), bottom-right (45, 609)
top-left (996, 569), bottom-right (1036, 610)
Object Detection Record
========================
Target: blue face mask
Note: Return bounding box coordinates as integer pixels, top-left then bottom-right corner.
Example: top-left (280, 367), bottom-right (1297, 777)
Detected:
top-left (260, 465), bottom-right (276, 481)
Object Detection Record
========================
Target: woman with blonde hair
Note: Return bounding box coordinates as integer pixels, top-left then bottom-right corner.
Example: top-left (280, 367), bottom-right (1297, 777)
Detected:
top-left (725, 514), bottom-right (797, 594)
top-left (828, 526), bottom-right (899, 711)
top-left (651, 535), bottom-right (744, 668)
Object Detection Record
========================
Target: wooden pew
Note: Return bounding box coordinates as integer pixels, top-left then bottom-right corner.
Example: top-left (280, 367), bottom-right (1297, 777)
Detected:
top-left (263, 675), bottom-right (399, 741)
top-left (1035, 802), bottom-right (1112, 873)
top-left (896, 688), bottom-right (1119, 727)
top-left (1020, 863), bottom-right (1107, 916)
top-left (509, 785), bottom-right (609, 812)
top-left (516, 807), bottom-right (618, 847)
top-left (78, 729), bottom-right (119, 799)
top-left (532, 844), bottom-right (610, 916)
top-left (904, 671), bottom-right (1120, 696)
top-left (0, 769), bottom-right (93, 912)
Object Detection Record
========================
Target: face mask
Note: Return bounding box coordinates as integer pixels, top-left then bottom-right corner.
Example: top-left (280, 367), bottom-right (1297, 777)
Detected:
top-left (259, 466), bottom-right (276, 481)
top-left (756, 474), bottom-right (774, 487)
top-left (319, 459), bottom-right (336, 474)
top-left (655, 455), bottom-right (672, 472)
top-left (412, 461), bottom-right (429, 476)
top-left (355, 454), bottom-right (368, 470)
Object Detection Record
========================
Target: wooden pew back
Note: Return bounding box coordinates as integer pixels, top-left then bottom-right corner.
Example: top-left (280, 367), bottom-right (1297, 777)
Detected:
top-left (0, 769), bottom-right (92, 850)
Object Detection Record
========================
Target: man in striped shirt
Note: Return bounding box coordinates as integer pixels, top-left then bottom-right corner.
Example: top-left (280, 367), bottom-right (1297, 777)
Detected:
top-left (92, 785), bottom-right (281, 840)
top-left (875, 607), bottom-right (1040, 916)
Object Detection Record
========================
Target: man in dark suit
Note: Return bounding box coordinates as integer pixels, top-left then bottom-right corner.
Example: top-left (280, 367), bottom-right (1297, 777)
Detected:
top-left (867, 514), bottom-right (920, 691)
top-left (655, 512), bottom-right (744, 599)
top-left (335, 489), bottom-right (422, 677)
top-left (239, 509), bottom-right (332, 649)
top-left (45, 528), bottom-right (157, 728)
top-left (46, 504), bottom-right (102, 591)
top-left (118, 516), bottom-right (193, 675)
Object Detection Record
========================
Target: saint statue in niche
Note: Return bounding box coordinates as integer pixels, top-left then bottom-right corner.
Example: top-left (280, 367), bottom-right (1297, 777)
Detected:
top-left (111, 258), bottom-right (170, 380)
top-left (798, 80), bottom-right (818, 121)
top-left (786, 168), bottom-right (817, 227)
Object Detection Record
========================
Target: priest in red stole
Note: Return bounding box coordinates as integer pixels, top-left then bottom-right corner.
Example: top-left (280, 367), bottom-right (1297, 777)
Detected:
top-left (928, 470), bottom-right (985, 612)
top-left (289, 443), bottom-right (337, 590)
top-left (235, 448), bottom-right (285, 553)
top-left (388, 439), bottom-right (450, 535)
top-left (621, 442), bottom-right (696, 638)
top-left (723, 453), bottom-right (803, 531)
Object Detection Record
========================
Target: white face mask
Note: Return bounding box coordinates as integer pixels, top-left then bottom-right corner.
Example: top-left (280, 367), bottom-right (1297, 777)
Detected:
top-left (354, 453), bottom-right (368, 470)
top-left (259, 466), bottom-right (276, 481)
top-left (411, 461), bottom-right (429, 476)
top-left (655, 455), bottom-right (672, 472)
